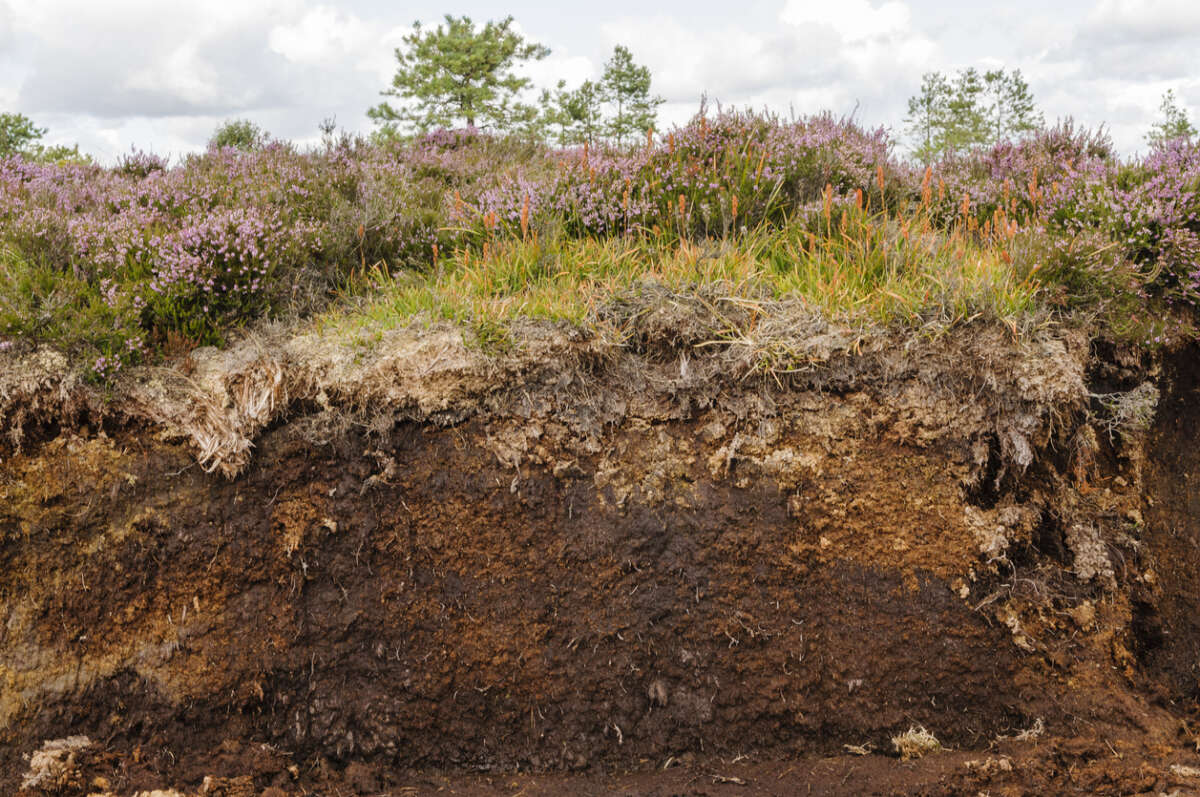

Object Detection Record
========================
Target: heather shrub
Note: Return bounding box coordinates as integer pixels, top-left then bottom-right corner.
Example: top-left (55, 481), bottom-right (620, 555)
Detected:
top-left (0, 246), bottom-right (144, 377)
top-left (467, 109), bottom-right (905, 244)
top-left (116, 149), bottom-right (169, 179)
top-left (1012, 227), bottom-right (1143, 312)
top-left (2, 109), bottom-right (1199, 379)
top-left (1114, 139), bottom-right (1200, 305)
top-left (928, 120), bottom-right (1117, 230)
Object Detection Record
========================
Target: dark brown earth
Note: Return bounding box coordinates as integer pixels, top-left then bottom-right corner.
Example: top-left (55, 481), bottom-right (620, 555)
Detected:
top-left (2, 327), bottom-right (1200, 796)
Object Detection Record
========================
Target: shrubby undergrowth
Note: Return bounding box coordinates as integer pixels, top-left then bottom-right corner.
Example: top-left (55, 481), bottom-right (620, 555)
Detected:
top-left (1, 109), bottom-right (1196, 380)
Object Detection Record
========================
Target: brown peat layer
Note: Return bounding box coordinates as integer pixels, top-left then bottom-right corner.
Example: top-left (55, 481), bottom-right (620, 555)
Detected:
top-left (2, 305), bottom-right (1200, 795)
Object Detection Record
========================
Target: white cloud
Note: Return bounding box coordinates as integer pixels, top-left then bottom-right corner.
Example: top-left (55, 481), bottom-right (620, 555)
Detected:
top-left (519, 49), bottom-right (595, 93)
top-left (8, 0), bottom-right (304, 117)
top-left (124, 42), bottom-right (221, 108)
top-left (1, 0), bottom-right (1195, 159)
top-left (268, 5), bottom-right (390, 74)
top-left (602, 1), bottom-right (936, 130)
top-left (1021, 0), bottom-right (1200, 151)
top-left (780, 0), bottom-right (912, 41)
top-left (0, 0), bottom-right (12, 44)
top-left (1084, 0), bottom-right (1200, 42)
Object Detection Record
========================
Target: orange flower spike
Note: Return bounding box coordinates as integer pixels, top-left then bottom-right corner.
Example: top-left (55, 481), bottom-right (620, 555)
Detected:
top-left (731, 194), bottom-right (739, 222)
top-left (755, 152), bottom-right (766, 181)
top-left (432, 242), bottom-right (439, 265)
top-left (646, 128), bottom-right (654, 149)
top-left (520, 193), bottom-right (530, 241)
top-left (356, 223), bottom-right (365, 240)
top-left (678, 194), bottom-right (687, 216)
top-left (876, 165), bottom-right (885, 193)
top-left (855, 188), bottom-right (863, 210)
top-left (960, 193), bottom-right (970, 219)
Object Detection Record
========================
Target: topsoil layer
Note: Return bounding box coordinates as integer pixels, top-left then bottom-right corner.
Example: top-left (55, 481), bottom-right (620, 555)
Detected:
top-left (2, 314), bottom-right (1199, 795)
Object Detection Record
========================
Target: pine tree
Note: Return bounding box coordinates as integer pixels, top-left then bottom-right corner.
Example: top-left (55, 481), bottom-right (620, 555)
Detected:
top-left (601, 45), bottom-right (664, 147)
top-left (943, 67), bottom-right (987, 153)
top-left (1146, 89), bottom-right (1197, 149)
top-left (905, 67), bottom-right (1043, 162)
top-left (368, 15), bottom-right (549, 134)
top-left (982, 69), bottom-right (1043, 146)
top-left (904, 72), bottom-right (951, 166)
top-left (565, 80), bottom-right (607, 145)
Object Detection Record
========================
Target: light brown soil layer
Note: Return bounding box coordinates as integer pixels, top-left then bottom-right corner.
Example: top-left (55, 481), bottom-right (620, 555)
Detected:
top-left (2, 323), bottom-right (1199, 795)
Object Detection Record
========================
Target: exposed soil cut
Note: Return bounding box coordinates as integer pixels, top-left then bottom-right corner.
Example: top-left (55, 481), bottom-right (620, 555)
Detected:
top-left (3, 322), bottom-right (1200, 795)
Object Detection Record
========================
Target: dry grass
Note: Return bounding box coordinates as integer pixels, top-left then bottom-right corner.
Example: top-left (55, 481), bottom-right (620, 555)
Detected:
top-left (322, 201), bottom-right (1043, 351)
top-left (891, 725), bottom-right (943, 760)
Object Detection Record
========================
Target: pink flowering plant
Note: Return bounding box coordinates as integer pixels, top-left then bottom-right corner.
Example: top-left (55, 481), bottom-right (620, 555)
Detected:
top-left (2, 107), bottom-right (1199, 380)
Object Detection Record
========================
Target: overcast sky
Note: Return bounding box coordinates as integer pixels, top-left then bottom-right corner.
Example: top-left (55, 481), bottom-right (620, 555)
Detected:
top-left (1, 0), bottom-right (1196, 162)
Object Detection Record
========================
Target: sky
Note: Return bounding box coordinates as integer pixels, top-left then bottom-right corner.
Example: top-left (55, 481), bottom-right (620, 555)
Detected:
top-left (1, 0), bottom-right (1197, 162)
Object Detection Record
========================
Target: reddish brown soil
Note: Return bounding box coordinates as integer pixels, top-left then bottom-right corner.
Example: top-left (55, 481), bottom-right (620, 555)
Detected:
top-left (2, 339), bottom-right (1200, 796)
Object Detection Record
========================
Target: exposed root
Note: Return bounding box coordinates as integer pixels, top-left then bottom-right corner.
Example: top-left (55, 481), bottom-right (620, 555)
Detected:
top-left (892, 726), bottom-right (943, 760)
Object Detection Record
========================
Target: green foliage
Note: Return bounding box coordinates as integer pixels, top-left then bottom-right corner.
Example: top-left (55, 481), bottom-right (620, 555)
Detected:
top-left (0, 247), bottom-right (144, 378)
top-left (905, 72), bottom-right (950, 166)
top-left (943, 67), bottom-right (987, 153)
top-left (332, 200), bottom-right (1041, 344)
top-left (0, 112), bottom-right (90, 163)
top-left (1146, 90), bottom-right (1196, 149)
top-left (982, 69), bottom-right (1042, 146)
top-left (1014, 229), bottom-right (1139, 311)
top-left (0, 112), bottom-right (46, 157)
top-left (905, 68), bottom-right (1043, 161)
top-left (33, 144), bottom-right (92, 165)
top-left (368, 15), bottom-right (549, 133)
top-left (601, 45), bottom-right (664, 146)
top-left (209, 118), bottom-right (269, 151)
top-left (541, 79), bottom-right (606, 145)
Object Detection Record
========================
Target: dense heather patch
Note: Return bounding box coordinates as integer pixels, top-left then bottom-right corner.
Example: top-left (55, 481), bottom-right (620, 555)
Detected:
top-left (2, 110), bottom-right (1198, 382)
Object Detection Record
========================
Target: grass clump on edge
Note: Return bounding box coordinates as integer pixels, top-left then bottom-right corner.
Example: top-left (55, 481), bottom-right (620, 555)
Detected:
top-left (316, 197), bottom-right (1045, 354)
